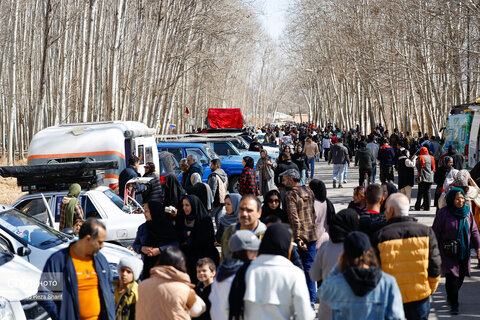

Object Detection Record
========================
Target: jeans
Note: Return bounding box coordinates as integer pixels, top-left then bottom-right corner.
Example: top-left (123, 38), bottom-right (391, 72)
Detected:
top-left (332, 164), bottom-right (345, 185)
top-left (298, 241), bottom-right (317, 305)
top-left (300, 169), bottom-right (307, 186)
top-left (403, 297), bottom-right (430, 320)
top-left (343, 162), bottom-right (348, 181)
top-left (308, 158), bottom-right (315, 179)
top-left (415, 182), bottom-right (432, 210)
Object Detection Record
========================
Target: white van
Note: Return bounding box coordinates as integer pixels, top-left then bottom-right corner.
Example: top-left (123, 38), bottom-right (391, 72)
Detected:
top-left (27, 121), bottom-right (159, 192)
top-left (443, 101), bottom-right (480, 169)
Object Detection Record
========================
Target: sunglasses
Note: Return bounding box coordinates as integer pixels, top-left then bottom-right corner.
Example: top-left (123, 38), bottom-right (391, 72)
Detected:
top-left (268, 199), bottom-right (280, 203)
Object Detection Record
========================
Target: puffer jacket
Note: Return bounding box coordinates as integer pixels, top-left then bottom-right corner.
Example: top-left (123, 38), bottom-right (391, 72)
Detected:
top-left (373, 216), bottom-right (441, 303)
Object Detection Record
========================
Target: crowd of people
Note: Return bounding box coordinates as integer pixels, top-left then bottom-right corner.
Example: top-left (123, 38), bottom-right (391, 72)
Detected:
top-left (37, 121), bottom-right (480, 320)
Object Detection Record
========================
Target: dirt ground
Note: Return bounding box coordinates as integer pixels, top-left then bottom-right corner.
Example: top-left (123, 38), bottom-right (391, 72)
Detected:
top-left (0, 158), bottom-right (28, 205)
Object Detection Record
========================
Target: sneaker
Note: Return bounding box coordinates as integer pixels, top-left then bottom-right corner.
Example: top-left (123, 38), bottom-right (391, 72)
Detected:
top-left (343, 180), bottom-right (347, 183)
top-left (339, 184), bottom-right (343, 188)
top-left (333, 180), bottom-right (336, 188)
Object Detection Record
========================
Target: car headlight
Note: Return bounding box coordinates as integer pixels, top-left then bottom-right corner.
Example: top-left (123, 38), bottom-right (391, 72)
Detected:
top-left (0, 297), bottom-right (15, 320)
top-left (109, 263), bottom-right (119, 281)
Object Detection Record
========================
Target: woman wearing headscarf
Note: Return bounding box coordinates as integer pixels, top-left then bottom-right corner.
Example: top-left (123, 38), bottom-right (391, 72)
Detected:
top-left (260, 190), bottom-right (288, 223)
top-left (432, 188), bottom-right (480, 315)
top-left (318, 231), bottom-right (404, 319)
top-left (309, 179), bottom-right (335, 249)
top-left (216, 193), bottom-right (241, 243)
top-left (434, 156), bottom-right (453, 208)
top-left (239, 156), bottom-right (258, 196)
top-left (189, 172), bottom-right (214, 211)
top-left (292, 144), bottom-right (309, 186)
top-left (59, 183), bottom-right (84, 230)
top-left (380, 182), bottom-right (397, 213)
top-left (256, 149), bottom-right (276, 196)
top-left (310, 209), bottom-right (360, 320)
top-left (229, 224), bottom-right (315, 320)
top-left (446, 145), bottom-right (464, 170)
top-left (415, 146), bottom-right (435, 211)
top-left (132, 200), bottom-right (179, 280)
top-left (176, 194), bottom-right (219, 283)
top-left (164, 174), bottom-right (184, 209)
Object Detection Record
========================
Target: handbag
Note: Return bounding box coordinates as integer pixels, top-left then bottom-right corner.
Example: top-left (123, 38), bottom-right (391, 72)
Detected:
top-left (443, 239), bottom-right (459, 256)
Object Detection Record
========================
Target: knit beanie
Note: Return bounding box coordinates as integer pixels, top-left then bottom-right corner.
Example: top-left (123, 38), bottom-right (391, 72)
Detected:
top-left (118, 256), bottom-right (143, 281)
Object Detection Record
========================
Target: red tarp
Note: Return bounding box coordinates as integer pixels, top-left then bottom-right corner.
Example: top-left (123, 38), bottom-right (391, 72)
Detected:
top-left (207, 108), bottom-right (244, 129)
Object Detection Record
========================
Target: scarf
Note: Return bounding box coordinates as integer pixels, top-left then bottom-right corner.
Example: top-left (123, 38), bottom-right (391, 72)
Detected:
top-left (65, 183), bottom-right (81, 228)
top-left (446, 187), bottom-right (470, 261)
top-left (219, 194), bottom-right (241, 227)
top-left (260, 190), bottom-right (288, 223)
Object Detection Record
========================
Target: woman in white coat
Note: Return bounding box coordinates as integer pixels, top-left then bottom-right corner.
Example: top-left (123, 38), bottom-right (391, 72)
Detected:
top-left (228, 223), bottom-right (315, 320)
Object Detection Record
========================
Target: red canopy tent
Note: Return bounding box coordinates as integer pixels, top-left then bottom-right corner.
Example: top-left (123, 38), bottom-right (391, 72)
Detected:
top-left (207, 108), bottom-right (244, 129)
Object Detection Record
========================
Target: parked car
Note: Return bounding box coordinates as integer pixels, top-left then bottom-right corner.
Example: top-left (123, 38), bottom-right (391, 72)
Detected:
top-left (0, 251), bottom-right (48, 320)
top-left (0, 205), bottom-right (136, 280)
top-left (156, 142), bottom-right (244, 192)
top-left (12, 185), bottom-right (145, 247)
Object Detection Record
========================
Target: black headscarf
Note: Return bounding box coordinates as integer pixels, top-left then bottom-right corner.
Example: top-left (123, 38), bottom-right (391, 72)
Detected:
top-left (189, 183), bottom-right (209, 211)
top-left (258, 223), bottom-right (292, 258)
top-left (309, 179), bottom-right (326, 202)
top-left (329, 208), bottom-right (360, 243)
top-left (261, 190), bottom-right (288, 223)
top-left (179, 194), bottom-right (209, 221)
top-left (243, 156), bottom-right (255, 169)
top-left (309, 179), bottom-right (336, 226)
top-left (164, 174), bottom-right (184, 208)
top-left (380, 182), bottom-right (397, 213)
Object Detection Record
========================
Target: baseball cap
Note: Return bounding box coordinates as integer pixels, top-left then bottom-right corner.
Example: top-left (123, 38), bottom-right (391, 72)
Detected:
top-left (228, 230), bottom-right (261, 252)
top-left (279, 169), bottom-right (300, 180)
top-left (343, 231), bottom-right (371, 259)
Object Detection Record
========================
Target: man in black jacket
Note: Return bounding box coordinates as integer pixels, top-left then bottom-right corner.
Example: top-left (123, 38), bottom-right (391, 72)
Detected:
top-left (355, 141), bottom-right (375, 186)
top-left (119, 155), bottom-right (140, 199)
top-left (274, 151), bottom-right (299, 187)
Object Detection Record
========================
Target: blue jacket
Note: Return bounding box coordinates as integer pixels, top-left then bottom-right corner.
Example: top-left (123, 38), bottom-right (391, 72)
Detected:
top-left (38, 244), bottom-right (115, 320)
top-left (378, 145), bottom-right (395, 166)
top-left (318, 265), bottom-right (404, 320)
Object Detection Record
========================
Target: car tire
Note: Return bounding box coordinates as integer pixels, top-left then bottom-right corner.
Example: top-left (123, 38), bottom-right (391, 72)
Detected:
top-left (228, 176), bottom-right (240, 193)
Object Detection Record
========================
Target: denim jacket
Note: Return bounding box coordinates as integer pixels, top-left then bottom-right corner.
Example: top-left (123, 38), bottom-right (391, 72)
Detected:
top-left (318, 265), bottom-right (404, 320)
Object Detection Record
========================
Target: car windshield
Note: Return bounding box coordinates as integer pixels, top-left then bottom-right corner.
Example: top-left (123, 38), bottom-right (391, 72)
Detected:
top-left (0, 208), bottom-right (68, 249)
top-left (103, 189), bottom-right (125, 210)
top-left (204, 145), bottom-right (219, 159)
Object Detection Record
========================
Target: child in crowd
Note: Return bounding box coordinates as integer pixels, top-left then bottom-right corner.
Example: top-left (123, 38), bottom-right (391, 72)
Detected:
top-left (73, 219), bottom-right (83, 237)
top-left (194, 258), bottom-right (216, 320)
top-left (114, 256), bottom-right (143, 320)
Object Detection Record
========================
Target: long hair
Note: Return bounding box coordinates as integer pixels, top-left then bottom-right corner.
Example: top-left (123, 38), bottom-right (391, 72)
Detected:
top-left (339, 248), bottom-right (380, 272)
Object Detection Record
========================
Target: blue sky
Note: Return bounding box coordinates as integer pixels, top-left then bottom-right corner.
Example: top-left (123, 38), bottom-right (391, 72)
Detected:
top-left (259, 0), bottom-right (289, 39)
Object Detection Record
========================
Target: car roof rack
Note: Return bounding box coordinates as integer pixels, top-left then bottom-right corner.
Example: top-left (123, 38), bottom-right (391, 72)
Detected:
top-left (0, 161), bottom-right (118, 192)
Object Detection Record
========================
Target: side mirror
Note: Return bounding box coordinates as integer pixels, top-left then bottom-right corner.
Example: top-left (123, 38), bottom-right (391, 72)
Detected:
top-left (17, 246), bottom-right (31, 257)
top-left (61, 228), bottom-right (75, 236)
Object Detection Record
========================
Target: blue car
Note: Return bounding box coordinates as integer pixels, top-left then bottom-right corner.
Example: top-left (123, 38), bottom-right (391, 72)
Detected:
top-left (157, 142), bottom-right (245, 192)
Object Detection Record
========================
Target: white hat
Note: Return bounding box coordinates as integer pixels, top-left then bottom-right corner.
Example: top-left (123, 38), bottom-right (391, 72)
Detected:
top-left (118, 256), bottom-right (143, 281)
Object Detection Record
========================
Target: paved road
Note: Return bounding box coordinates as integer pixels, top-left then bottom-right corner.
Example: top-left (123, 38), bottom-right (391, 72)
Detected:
top-left (311, 158), bottom-right (480, 319)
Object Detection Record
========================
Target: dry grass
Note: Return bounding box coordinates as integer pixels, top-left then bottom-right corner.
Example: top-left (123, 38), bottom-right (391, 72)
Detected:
top-left (0, 158), bottom-right (28, 205)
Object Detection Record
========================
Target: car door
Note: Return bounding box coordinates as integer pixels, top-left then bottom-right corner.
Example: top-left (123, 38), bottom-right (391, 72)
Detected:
top-left (14, 197), bottom-right (53, 227)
